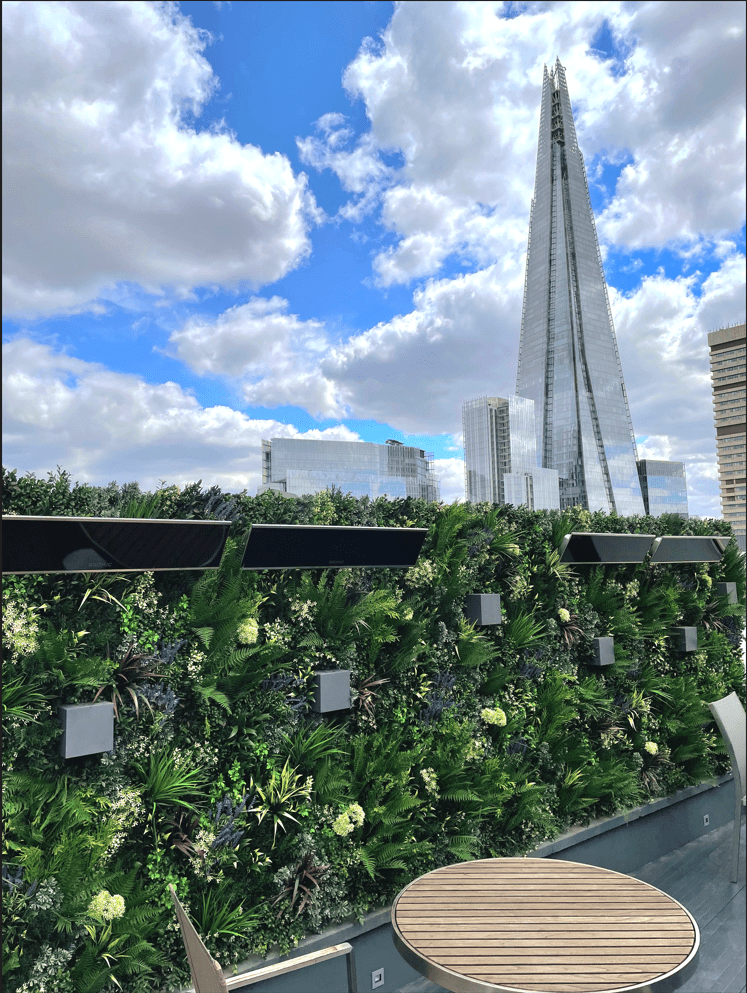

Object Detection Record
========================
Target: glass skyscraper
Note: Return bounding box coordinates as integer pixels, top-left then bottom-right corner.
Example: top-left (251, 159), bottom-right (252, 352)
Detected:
top-left (259, 438), bottom-right (440, 502)
top-left (462, 395), bottom-right (559, 510)
top-left (516, 59), bottom-right (645, 515)
top-left (636, 460), bottom-right (689, 519)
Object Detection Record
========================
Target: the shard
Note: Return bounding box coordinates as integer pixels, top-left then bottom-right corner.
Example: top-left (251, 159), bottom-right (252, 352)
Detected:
top-left (516, 59), bottom-right (645, 515)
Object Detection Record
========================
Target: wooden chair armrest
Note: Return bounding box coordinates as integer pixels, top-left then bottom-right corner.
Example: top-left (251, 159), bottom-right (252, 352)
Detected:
top-left (225, 942), bottom-right (355, 989)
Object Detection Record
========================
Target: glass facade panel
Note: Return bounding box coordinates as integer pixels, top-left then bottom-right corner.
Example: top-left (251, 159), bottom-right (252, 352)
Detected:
top-left (636, 460), bottom-right (689, 518)
top-left (516, 59), bottom-right (645, 515)
top-left (463, 396), bottom-right (560, 508)
top-left (259, 438), bottom-right (440, 502)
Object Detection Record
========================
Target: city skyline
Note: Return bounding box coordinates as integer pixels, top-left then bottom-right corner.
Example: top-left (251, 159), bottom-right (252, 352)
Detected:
top-left (2, 1), bottom-right (745, 515)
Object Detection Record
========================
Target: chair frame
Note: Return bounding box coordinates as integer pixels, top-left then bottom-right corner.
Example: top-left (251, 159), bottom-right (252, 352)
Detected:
top-left (169, 886), bottom-right (358, 992)
top-left (708, 691), bottom-right (746, 883)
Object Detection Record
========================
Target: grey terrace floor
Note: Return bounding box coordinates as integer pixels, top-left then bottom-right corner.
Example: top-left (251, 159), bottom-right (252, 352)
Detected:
top-left (396, 817), bottom-right (746, 993)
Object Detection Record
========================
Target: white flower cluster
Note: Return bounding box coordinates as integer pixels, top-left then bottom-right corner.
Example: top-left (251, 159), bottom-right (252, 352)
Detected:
top-left (237, 617), bottom-right (259, 644)
top-left (263, 618), bottom-right (293, 646)
top-left (420, 768), bottom-right (439, 797)
top-left (109, 787), bottom-right (146, 830)
top-left (623, 581), bottom-right (639, 604)
top-left (16, 944), bottom-right (74, 993)
top-left (185, 646), bottom-right (208, 679)
top-left (289, 598), bottom-right (316, 622)
top-left (88, 889), bottom-right (125, 921)
top-left (124, 573), bottom-right (160, 614)
top-left (2, 599), bottom-right (41, 656)
top-left (558, 608), bottom-right (571, 623)
top-left (644, 741), bottom-right (659, 756)
top-left (332, 803), bottom-right (365, 836)
top-left (465, 735), bottom-right (489, 762)
top-left (480, 707), bottom-right (507, 727)
top-left (405, 558), bottom-right (438, 589)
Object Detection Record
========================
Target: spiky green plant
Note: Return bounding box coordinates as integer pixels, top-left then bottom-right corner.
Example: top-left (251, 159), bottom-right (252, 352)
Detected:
top-left (278, 720), bottom-right (349, 778)
top-left (250, 762), bottom-right (313, 846)
top-left (1, 662), bottom-right (50, 725)
top-left (503, 607), bottom-right (546, 650)
top-left (189, 887), bottom-right (261, 941)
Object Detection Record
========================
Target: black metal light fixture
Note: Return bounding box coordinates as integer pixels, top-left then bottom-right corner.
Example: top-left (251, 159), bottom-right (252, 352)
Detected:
top-left (1, 516), bottom-right (231, 574)
top-left (558, 533), bottom-right (656, 565)
top-left (648, 535), bottom-right (729, 565)
top-left (240, 524), bottom-right (428, 570)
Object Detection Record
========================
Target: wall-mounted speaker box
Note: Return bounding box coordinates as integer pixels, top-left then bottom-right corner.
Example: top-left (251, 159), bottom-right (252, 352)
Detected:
top-left (464, 594), bottom-right (502, 626)
top-left (241, 524), bottom-right (428, 570)
top-left (717, 582), bottom-right (737, 604)
top-left (311, 670), bottom-right (351, 713)
top-left (672, 627), bottom-right (698, 653)
top-left (59, 701), bottom-right (114, 758)
top-left (2, 516), bottom-right (230, 574)
top-left (589, 637), bottom-right (615, 667)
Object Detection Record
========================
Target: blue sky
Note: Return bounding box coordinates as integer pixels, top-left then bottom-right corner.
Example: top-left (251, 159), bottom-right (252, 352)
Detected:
top-left (3, 0), bottom-right (745, 513)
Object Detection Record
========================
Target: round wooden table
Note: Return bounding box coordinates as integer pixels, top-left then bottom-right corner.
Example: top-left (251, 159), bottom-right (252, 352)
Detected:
top-left (392, 858), bottom-right (699, 993)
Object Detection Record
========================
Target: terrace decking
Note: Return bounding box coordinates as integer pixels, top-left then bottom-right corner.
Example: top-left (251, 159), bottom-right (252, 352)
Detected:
top-left (396, 817), bottom-right (746, 993)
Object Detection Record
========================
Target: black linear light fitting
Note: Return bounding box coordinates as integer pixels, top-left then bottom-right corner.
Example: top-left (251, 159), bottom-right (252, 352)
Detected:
top-left (241, 524), bottom-right (428, 570)
top-left (558, 532), bottom-right (656, 565)
top-left (1, 516), bottom-right (231, 574)
top-left (648, 535), bottom-right (729, 565)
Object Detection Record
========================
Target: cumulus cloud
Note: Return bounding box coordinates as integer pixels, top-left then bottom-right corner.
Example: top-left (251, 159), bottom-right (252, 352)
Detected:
top-left (163, 296), bottom-right (346, 418)
top-left (609, 246), bottom-right (746, 518)
top-left (296, 113), bottom-right (396, 222)
top-left (2, 1), bottom-right (319, 318)
top-left (2, 337), bottom-right (359, 493)
top-left (296, 0), bottom-right (744, 285)
top-left (431, 456), bottom-right (467, 504)
top-left (316, 263), bottom-right (526, 432)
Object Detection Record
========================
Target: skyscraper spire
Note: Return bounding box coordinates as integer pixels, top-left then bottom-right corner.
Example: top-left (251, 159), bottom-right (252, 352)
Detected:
top-left (516, 60), bottom-right (644, 515)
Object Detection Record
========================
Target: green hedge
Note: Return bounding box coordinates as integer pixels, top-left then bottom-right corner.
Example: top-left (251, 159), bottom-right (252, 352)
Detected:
top-left (2, 465), bottom-right (745, 992)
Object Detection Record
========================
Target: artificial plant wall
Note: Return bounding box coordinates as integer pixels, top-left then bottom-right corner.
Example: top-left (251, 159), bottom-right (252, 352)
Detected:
top-left (2, 465), bottom-right (745, 993)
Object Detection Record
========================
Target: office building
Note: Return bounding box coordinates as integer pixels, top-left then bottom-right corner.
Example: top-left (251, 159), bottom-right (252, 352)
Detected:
top-left (259, 438), bottom-right (440, 503)
top-left (636, 460), bottom-right (689, 519)
top-left (462, 395), bottom-right (560, 509)
top-left (708, 322), bottom-right (746, 547)
top-left (515, 58), bottom-right (645, 515)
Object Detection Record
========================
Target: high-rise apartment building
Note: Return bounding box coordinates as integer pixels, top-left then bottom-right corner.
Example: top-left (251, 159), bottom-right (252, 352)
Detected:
top-left (462, 395), bottom-right (560, 509)
top-left (636, 460), bottom-right (689, 519)
top-left (708, 323), bottom-right (746, 546)
top-left (259, 438), bottom-right (440, 503)
top-left (516, 59), bottom-right (645, 515)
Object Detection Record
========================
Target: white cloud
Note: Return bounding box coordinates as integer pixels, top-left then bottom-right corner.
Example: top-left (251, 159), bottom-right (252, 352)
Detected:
top-left (317, 263), bottom-right (525, 432)
top-left (432, 456), bottom-right (467, 504)
top-left (2, 1), bottom-right (319, 318)
top-left (296, 113), bottom-right (396, 222)
top-left (609, 246), bottom-right (746, 517)
top-left (163, 296), bottom-right (327, 378)
top-left (295, 0), bottom-right (745, 285)
top-left (2, 337), bottom-right (359, 494)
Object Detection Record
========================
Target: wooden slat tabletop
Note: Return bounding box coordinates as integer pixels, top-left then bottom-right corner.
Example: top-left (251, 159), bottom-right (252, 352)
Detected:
top-left (392, 858), bottom-right (699, 993)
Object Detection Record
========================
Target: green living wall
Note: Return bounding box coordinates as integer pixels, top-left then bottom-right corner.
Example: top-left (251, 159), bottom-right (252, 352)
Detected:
top-left (2, 466), bottom-right (746, 993)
